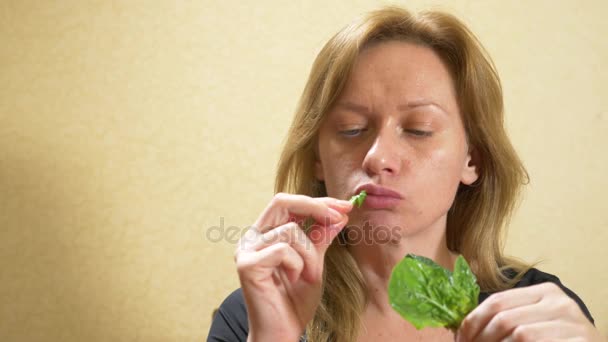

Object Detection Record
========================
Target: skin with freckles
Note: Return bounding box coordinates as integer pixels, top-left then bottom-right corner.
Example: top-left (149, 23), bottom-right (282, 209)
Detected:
top-left (316, 41), bottom-right (478, 242)
top-left (315, 40), bottom-right (478, 271)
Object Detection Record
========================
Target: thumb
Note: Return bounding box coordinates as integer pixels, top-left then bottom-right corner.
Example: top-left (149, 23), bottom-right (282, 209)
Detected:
top-left (308, 215), bottom-right (348, 253)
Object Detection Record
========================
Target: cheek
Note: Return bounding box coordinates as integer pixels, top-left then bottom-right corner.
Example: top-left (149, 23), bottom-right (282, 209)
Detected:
top-left (323, 156), bottom-right (357, 194)
top-left (319, 146), bottom-right (361, 197)
top-left (419, 147), bottom-right (466, 194)
top-left (429, 131), bottom-right (468, 172)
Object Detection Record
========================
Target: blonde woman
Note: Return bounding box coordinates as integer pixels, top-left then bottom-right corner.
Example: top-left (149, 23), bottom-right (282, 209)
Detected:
top-left (208, 6), bottom-right (601, 342)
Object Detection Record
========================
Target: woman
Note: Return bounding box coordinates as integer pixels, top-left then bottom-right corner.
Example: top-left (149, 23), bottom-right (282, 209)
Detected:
top-left (208, 6), bottom-right (601, 342)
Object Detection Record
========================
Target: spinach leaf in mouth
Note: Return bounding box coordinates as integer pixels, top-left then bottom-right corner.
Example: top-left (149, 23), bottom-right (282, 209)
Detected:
top-left (349, 190), bottom-right (367, 208)
top-left (388, 254), bottom-right (480, 331)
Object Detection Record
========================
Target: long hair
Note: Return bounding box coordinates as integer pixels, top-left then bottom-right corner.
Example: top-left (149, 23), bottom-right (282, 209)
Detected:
top-left (275, 6), bottom-right (530, 341)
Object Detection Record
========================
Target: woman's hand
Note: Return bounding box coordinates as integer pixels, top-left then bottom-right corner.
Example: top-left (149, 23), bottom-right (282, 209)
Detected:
top-left (456, 282), bottom-right (605, 342)
top-left (234, 193), bottom-right (352, 342)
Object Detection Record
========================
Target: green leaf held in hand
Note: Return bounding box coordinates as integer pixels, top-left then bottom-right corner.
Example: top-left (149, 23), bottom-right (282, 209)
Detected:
top-left (388, 254), bottom-right (480, 332)
top-left (349, 190), bottom-right (367, 208)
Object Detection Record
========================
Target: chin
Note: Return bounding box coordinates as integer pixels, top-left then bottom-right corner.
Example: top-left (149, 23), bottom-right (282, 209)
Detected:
top-left (343, 217), bottom-right (404, 246)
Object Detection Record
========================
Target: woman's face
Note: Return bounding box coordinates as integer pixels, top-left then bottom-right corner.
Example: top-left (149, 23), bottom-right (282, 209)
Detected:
top-left (315, 41), bottom-right (478, 239)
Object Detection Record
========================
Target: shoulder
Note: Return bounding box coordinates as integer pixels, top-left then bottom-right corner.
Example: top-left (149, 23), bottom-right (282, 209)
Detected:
top-left (218, 288), bottom-right (248, 314)
top-left (207, 289), bottom-right (249, 342)
top-left (479, 268), bottom-right (595, 324)
top-left (510, 267), bottom-right (563, 287)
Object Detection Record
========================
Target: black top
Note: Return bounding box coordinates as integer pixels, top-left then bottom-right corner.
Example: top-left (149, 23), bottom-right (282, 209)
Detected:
top-left (207, 268), bottom-right (594, 341)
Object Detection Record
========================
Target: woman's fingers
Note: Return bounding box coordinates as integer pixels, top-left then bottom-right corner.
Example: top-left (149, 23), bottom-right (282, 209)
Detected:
top-left (246, 193), bottom-right (351, 261)
top-left (473, 302), bottom-right (556, 341)
top-left (247, 222), bottom-right (307, 251)
top-left (236, 194), bottom-right (354, 286)
top-left (458, 283), bottom-right (595, 342)
top-left (236, 242), bottom-right (303, 283)
top-left (246, 221), bottom-right (322, 282)
top-left (281, 244), bottom-right (305, 283)
top-left (306, 212), bottom-right (349, 251)
top-left (459, 284), bottom-right (546, 341)
top-left (499, 321), bottom-right (584, 342)
top-left (253, 193), bottom-right (352, 234)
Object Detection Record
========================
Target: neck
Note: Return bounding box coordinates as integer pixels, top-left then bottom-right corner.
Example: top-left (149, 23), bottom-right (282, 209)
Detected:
top-left (345, 216), bottom-right (457, 312)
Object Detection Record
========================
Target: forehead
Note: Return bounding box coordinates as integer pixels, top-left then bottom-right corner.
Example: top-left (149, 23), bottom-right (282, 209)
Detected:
top-left (338, 41), bottom-right (457, 111)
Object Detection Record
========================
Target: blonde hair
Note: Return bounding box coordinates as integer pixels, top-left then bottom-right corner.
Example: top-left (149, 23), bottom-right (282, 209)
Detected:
top-left (275, 6), bottom-right (530, 342)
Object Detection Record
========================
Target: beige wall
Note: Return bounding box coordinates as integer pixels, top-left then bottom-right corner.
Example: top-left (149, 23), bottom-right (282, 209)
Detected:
top-left (1, 1), bottom-right (606, 341)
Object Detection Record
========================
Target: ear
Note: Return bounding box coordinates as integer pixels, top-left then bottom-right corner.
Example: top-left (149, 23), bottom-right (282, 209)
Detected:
top-left (461, 147), bottom-right (479, 185)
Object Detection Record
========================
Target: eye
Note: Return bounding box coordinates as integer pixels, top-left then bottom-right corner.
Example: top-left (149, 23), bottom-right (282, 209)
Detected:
top-left (339, 128), bottom-right (367, 137)
top-left (405, 129), bottom-right (433, 137)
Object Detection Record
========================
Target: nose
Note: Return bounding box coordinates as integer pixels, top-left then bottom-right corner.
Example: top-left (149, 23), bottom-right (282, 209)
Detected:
top-left (362, 124), bottom-right (403, 177)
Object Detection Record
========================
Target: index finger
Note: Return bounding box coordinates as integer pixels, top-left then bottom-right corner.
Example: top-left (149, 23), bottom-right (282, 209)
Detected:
top-left (253, 193), bottom-right (352, 234)
top-left (459, 284), bottom-right (546, 341)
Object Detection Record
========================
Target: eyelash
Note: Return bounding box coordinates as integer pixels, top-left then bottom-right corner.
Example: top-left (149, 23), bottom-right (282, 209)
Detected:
top-left (339, 128), bottom-right (367, 137)
top-left (407, 129), bottom-right (433, 137)
top-left (338, 128), bottom-right (433, 138)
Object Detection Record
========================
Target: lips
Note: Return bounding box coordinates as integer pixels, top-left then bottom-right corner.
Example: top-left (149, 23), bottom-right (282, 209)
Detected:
top-left (355, 183), bottom-right (403, 199)
top-left (354, 183), bottom-right (403, 209)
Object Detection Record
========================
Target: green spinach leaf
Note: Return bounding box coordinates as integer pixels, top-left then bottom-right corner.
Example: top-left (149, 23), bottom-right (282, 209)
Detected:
top-left (388, 254), bottom-right (479, 331)
top-left (349, 190), bottom-right (367, 208)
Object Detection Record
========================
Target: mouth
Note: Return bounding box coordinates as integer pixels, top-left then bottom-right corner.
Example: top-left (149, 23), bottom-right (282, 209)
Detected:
top-left (354, 183), bottom-right (403, 209)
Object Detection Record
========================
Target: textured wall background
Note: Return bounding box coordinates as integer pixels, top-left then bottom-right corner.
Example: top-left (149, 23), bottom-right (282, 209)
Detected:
top-left (0, 1), bottom-right (606, 341)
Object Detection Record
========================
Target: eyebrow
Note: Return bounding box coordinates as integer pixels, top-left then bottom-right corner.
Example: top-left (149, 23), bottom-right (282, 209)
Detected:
top-left (398, 100), bottom-right (448, 115)
top-left (336, 101), bottom-right (371, 114)
top-left (336, 100), bottom-right (448, 115)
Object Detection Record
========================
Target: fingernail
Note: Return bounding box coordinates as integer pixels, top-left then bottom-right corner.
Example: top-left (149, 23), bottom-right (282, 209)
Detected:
top-left (328, 208), bottom-right (342, 221)
top-left (334, 198), bottom-right (352, 206)
top-left (329, 222), bottom-right (346, 232)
